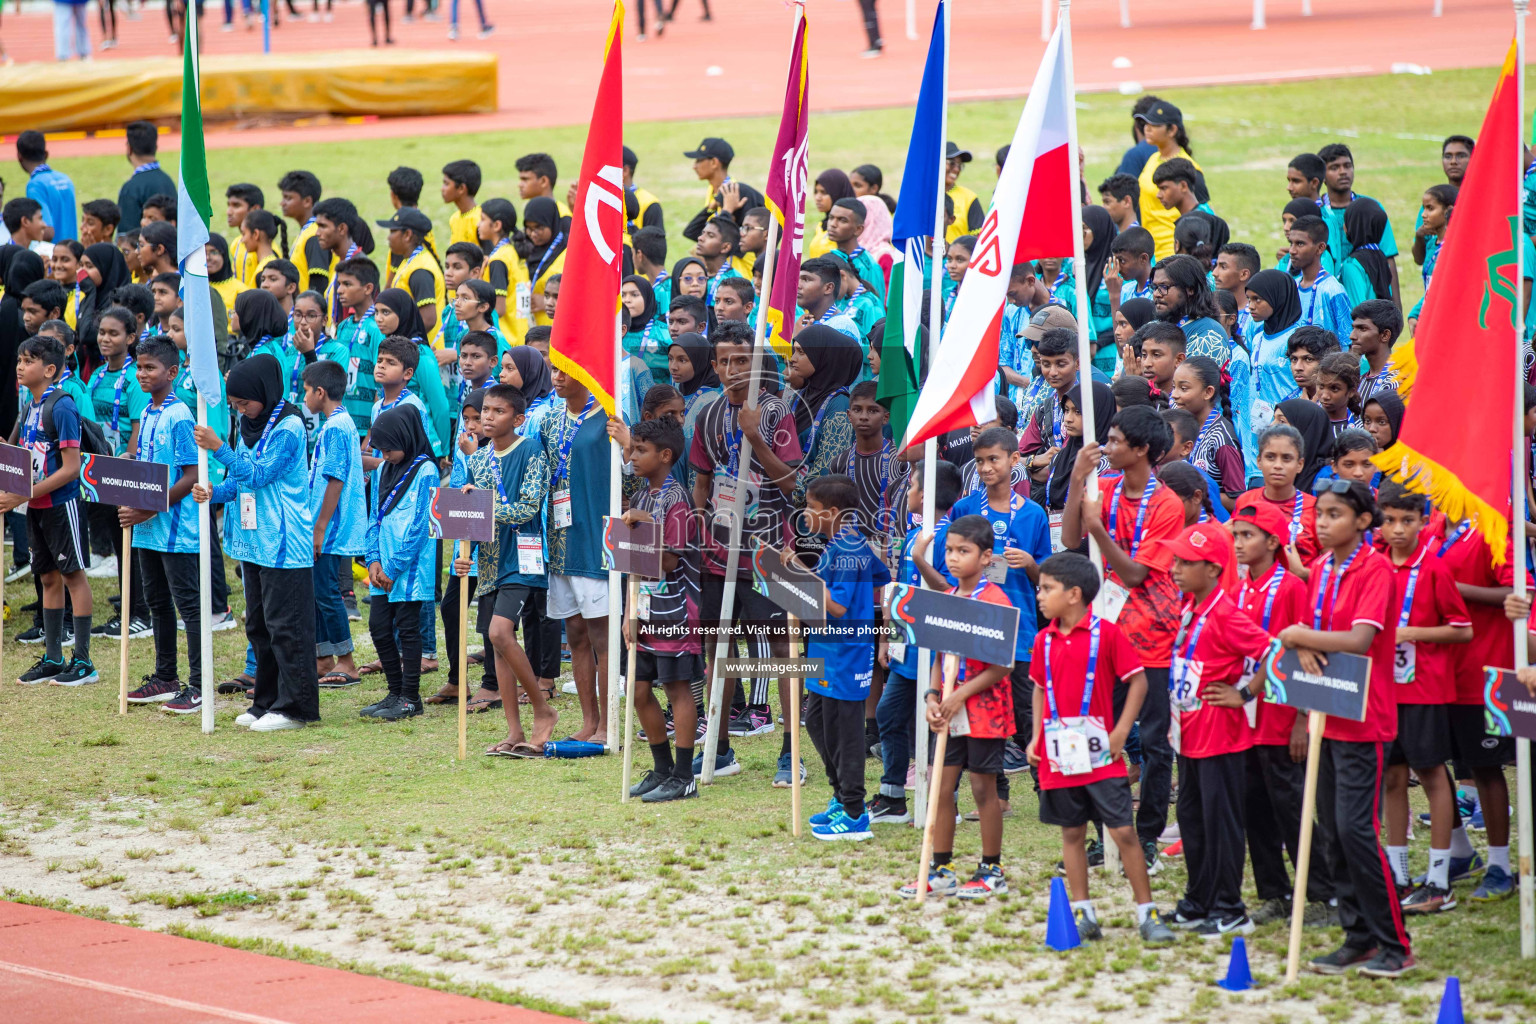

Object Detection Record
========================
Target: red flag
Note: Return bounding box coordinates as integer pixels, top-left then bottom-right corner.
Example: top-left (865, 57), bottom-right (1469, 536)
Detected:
top-left (1377, 42), bottom-right (1518, 561)
top-left (550, 2), bottom-right (624, 414)
top-left (762, 10), bottom-right (810, 361)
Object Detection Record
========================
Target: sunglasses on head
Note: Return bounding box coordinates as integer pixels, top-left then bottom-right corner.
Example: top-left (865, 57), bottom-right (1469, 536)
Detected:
top-left (1311, 478), bottom-right (1357, 496)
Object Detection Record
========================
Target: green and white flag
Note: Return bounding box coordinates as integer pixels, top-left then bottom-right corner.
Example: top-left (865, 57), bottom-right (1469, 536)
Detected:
top-left (177, 15), bottom-right (219, 402)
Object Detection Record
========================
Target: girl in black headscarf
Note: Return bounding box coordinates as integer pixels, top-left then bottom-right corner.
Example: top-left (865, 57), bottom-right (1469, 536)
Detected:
top-left (788, 325), bottom-right (863, 484)
top-left (1081, 204), bottom-right (1117, 297)
top-left (668, 331), bottom-right (720, 400)
top-left (0, 249), bottom-right (46, 437)
top-left (503, 343), bottom-right (557, 436)
top-left (523, 197), bottom-right (567, 326)
top-left (1362, 390), bottom-right (1405, 452)
top-left (1342, 197), bottom-right (1394, 302)
top-left (621, 274), bottom-right (670, 379)
top-left (1046, 380), bottom-right (1116, 510)
top-left (80, 240), bottom-right (131, 339)
top-left (224, 351), bottom-right (305, 447)
top-left (1276, 397), bottom-right (1332, 493)
top-left (373, 287), bottom-right (429, 343)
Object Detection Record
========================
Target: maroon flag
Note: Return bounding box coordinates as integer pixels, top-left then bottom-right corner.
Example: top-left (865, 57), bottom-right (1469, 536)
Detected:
top-left (761, 9), bottom-right (809, 361)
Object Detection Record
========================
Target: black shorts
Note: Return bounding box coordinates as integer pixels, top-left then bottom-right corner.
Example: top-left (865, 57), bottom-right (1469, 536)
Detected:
top-left (1447, 703), bottom-right (1514, 770)
top-left (635, 650), bottom-right (703, 686)
top-left (27, 501), bottom-right (87, 577)
top-left (479, 584), bottom-right (535, 633)
top-left (700, 572), bottom-right (787, 645)
top-left (1387, 703), bottom-right (1453, 768)
top-left (1038, 776), bottom-right (1135, 829)
top-left (943, 735), bottom-right (1006, 775)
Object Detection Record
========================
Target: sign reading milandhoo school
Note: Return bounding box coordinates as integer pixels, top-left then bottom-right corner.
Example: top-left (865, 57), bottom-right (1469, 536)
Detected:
top-left (80, 453), bottom-right (169, 512)
top-left (1484, 667), bottom-right (1536, 741)
top-left (1261, 642), bottom-right (1370, 721)
top-left (0, 443), bottom-right (32, 499)
top-left (602, 516), bottom-right (664, 580)
top-left (429, 488), bottom-right (494, 542)
top-left (887, 583), bottom-right (1019, 666)
top-left (752, 544), bottom-right (826, 626)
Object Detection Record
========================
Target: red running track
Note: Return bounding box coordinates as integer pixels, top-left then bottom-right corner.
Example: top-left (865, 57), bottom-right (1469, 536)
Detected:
top-left (0, 900), bottom-right (579, 1024)
top-left (0, 0), bottom-right (1516, 157)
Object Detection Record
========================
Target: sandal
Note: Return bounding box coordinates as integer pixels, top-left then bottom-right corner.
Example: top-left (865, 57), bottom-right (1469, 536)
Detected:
top-left (217, 674), bottom-right (254, 695)
top-left (483, 740), bottom-right (519, 757)
top-left (506, 741), bottom-right (543, 759)
top-left (420, 658), bottom-right (440, 674)
top-left (424, 685), bottom-right (461, 705)
top-left (318, 672), bottom-right (361, 689)
top-left (358, 660), bottom-right (384, 676)
top-left (466, 696), bottom-right (503, 713)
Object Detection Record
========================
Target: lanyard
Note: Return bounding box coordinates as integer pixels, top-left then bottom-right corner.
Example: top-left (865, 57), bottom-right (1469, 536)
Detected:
top-left (982, 492), bottom-right (1027, 552)
top-left (1288, 491), bottom-right (1305, 542)
top-left (1438, 520), bottom-right (1470, 557)
top-left (1312, 542), bottom-right (1363, 630)
top-left (489, 444), bottom-right (513, 505)
top-left (252, 401), bottom-right (287, 459)
top-left (1043, 616), bottom-right (1101, 722)
top-left (805, 388), bottom-right (848, 458)
top-left (24, 384), bottom-right (59, 449)
top-left (136, 394), bottom-right (178, 459)
top-left (817, 304), bottom-right (842, 324)
top-left (1239, 564), bottom-right (1286, 632)
top-left (1397, 560), bottom-right (1423, 629)
top-left (105, 358), bottom-right (135, 430)
top-left (553, 397), bottom-right (595, 484)
top-left (1050, 391), bottom-right (1064, 447)
top-left (723, 404), bottom-right (746, 478)
top-left (457, 376), bottom-right (489, 405)
top-left (377, 454), bottom-right (429, 520)
top-left (330, 243), bottom-right (362, 321)
top-left (1108, 477), bottom-right (1158, 559)
top-left (533, 234), bottom-right (564, 282)
top-left (380, 388), bottom-right (413, 413)
top-left (1299, 268), bottom-right (1331, 324)
top-left (706, 262), bottom-right (731, 300)
top-left (1174, 594), bottom-right (1218, 690)
top-left (133, 161), bottom-right (161, 175)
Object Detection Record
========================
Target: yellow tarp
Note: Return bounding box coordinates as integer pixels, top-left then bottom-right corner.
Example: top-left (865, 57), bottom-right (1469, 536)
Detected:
top-left (0, 50), bottom-right (496, 133)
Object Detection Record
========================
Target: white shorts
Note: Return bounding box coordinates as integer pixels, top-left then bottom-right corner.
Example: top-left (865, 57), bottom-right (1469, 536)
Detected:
top-left (547, 573), bottom-right (609, 620)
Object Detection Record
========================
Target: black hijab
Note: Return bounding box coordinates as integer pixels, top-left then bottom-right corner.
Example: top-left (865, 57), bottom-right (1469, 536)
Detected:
top-left (234, 288), bottom-right (290, 347)
top-left (1080, 205), bottom-right (1117, 292)
top-left (375, 288), bottom-right (428, 343)
top-left (1118, 297), bottom-right (1156, 332)
top-left (1049, 380), bottom-right (1116, 508)
top-left (370, 405), bottom-right (437, 516)
top-left (1344, 198), bottom-right (1393, 300)
top-left (816, 169), bottom-right (854, 229)
top-left (509, 345), bottom-right (553, 406)
top-left (623, 274), bottom-right (657, 334)
top-left (0, 247), bottom-right (42, 438)
top-left (207, 232), bottom-right (234, 284)
top-left (790, 324), bottom-right (863, 436)
top-left (226, 353), bottom-right (302, 448)
top-left (1365, 390), bottom-right (1406, 448)
top-left (523, 197), bottom-right (567, 279)
top-left (670, 255), bottom-right (707, 294)
top-left (669, 332), bottom-right (719, 396)
top-left (1246, 268), bottom-right (1302, 335)
top-left (1283, 197), bottom-right (1320, 223)
top-left (84, 241), bottom-right (132, 297)
top-left (1278, 397), bottom-right (1331, 492)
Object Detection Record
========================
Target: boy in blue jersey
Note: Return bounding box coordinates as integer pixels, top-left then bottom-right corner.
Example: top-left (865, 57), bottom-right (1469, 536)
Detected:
top-left (365, 336), bottom-right (440, 471)
top-left (455, 332), bottom-right (498, 410)
top-left (789, 474), bottom-right (891, 842)
top-left (5, 335), bottom-right (96, 685)
top-left (1288, 216), bottom-right (1354, 341)
top-left (331, 257), bottom-right (386, 438)
top-left (121, 338), bottom-right (204, 713)
top-left (950, 426), bottom-right (1054, 808)
top-left (304, 360), bottom-right (367, 688)
top-left (870, 460), bottom-right (961, 825)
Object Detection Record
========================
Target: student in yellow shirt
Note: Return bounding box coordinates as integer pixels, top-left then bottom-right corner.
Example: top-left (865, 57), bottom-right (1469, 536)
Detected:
top-left (224, 183), bottom-right (267, 286)
top-left (385, 167), bottom-right (439, 281)
top-left (376, 206), bottom-right (445, 344)
top-left (441, 159), bottom-right (483, 247)
top-left (622, 145), bottom-right (664, 238)
top-left (314, 198), bottom-right (375, 331)
top-left (278, 170), bottom-right (331, 294)
top-left (1133, 101), bottom-right (1202, 261)
top-left (50, 240), bottom-right (85, 330)
top-left (681, 137), bottom-right (764, 242)
top-left (806, 168), bottom-right (853, 259)
top-left (945, 142), bottom-right (984, 244)
top-left (522, 197), bottom-right (567, 327)
top-left (516, 153), bottom-right (572, 221)
top-left (206, 233), bottom-right (250, 333)
top-left (478, 197), bottom-right (532, 343)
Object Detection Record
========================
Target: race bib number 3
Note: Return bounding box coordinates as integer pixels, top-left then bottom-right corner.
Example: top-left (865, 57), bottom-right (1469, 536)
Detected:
top-left (1394, 642), bottom-right (1416, 685)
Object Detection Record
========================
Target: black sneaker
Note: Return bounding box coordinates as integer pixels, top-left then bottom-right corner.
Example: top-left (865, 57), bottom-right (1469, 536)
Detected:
top-left (628, 769), bottom-right (668, 799)
top-left (127, 675), bottom-right (181, 703)
top-left (373, 697), bottom-right (422, 721)
top-left (17, 655), bottom-right (66, 684)
top-left (642, 774), bottom-right (698, 802)
top-left (52, 657), bottom-right (100, 686)
top-left (1192, 914), bottom-right (1255, 940)
top-left (91, 615), bottom-right (121, 636)
top-left (1356, 949), bottom-right (1416, 978)
top-left (161, 686), bottom-right (203, 715)
top-left (1401, 884), bottom-right (1456, 915)
top-left (1142, 839), bottom-right (1162, 877)
top-left (868, 794), bottom-right (912, 824)
top-left (124, 616), bottom-right (153, 639)
top-left (1308, 944), bottom-right (1378, 976)
top-left (360, 694), bottom-right (400, 718)
top-left (16, 625), bottom-right (44, 644)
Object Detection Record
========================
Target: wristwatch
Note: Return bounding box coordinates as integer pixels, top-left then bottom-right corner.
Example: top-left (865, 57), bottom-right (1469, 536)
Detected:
top-left (1240, 684), bottom-right (1257, 703)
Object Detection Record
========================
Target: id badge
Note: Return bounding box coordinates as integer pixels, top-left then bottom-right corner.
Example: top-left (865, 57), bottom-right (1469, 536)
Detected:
top-left (517, 534), bottom-right (544, 574)
top-left (29, 449), bottom-right (45, 484)
top-left (984, 556), bottom-right (1008, 584)
top-left (240, 492), bottom-right (257, 530)
top-left (1094, 578), bottom-right (1130, 622)
top-left (1169, 657), bottom-right (1203, 711)
top-left (552, 488), bottom-right (573, 529)
top-left (348, 356), bottom-right (360, 390)
top-left (712, 476), bottom-right (737, 510)
top-left (888, 640), bottom-right (907, 663)
top-left (1045, 720), bottom-right (1092, 776)
top-left (636, 584), bottom-right (655, 621)
top-left (1394, 642), bottom-right (1416, 684)
top-left (1049, 510), bottom-right (1065, 553)
top-left (947, 701), bottom-right (971, 738)
top-left (1239, 657), bottom-right (1260, 729)
top-left (105, 427), bottom-right (123, 454)
top-left (516, 282), bottom-right (532, 322)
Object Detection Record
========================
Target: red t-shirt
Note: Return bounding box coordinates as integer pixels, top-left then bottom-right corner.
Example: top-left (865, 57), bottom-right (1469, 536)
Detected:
top-left (1237, 487), bottom-right (1320, 564)
top-left (1096, 475), bottom-right (1185, 667)
top-left (948, 580), bottom-right (1016, 739)
top-left (1232, 561), bottom-right (1310, 745)
top-left (1029, 615), bottom-right (1144, 790)
top-left (1308, 544), bottom-right (1398, 743)
top-left (1171, 589), bottom-right (1274, 758)
top-left (1437, 523), bottom-right (1517, 705)
top-left (1386, 536), bottom-right (1471, 705)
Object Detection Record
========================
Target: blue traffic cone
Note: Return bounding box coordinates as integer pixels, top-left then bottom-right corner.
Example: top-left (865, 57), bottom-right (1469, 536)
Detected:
top-left (1435, 977), bottom-right (1464, 1024)
top-left (1216, 936), bottom-right (1252, 991)
top-left (1043, 876), bottom-right (1080, 952)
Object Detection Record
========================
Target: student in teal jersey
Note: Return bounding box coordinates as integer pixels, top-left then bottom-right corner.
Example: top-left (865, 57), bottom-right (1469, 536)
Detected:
top-left (447, 281), bottom-right (507, 416)
top-left (693, 215), bottom-right (743, 303)
top-left (304, 359), bottom-right (367, 689)
top-left (362, 405), bottom-right (439, 722)
top-left (1316, 143), bottom-right (1399, 300)
top-left (121, 337), bottom-right (206, 715)
top-left (825, 199), bottom-right (887, 303)
top-left (374, 289), bottom-right (449, 457)
top-left (621, 274), bottom-right (671, 380)
top-left (365, 334), bottom-right (442, 472)
top-left (454, 332), bottom-right (499, 411)
top-left (439, 241), bottom-right (484, 353)
top-left (193, 354), bottom-right (319, 733)
top-left (330, 257), bottom-right (385, 437)
top-left (796, 258), bottom-right (861, 342)
top-left (1339, 199), bottom-right (1396, 307)
top-left (1107, 225), bottom-right (1155, 323)
top-left (827, 249), bottom-right (884, 340)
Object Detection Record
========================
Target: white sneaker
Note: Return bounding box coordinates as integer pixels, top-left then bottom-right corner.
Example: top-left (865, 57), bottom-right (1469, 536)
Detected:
top-left (5, 562), bottom-right (31, 583)
top-left (1159, 822), bottom-right (1181, 844)
top-left (85, 554), bottom-right (119, 578)
top-left (235, 712), bottom-right (258, 727)
top-left (178, 610), bottom-right (238, 632)
top-left (251, 712), bottom-right (304, 732)
top-left (561, 680), bottom-right (578, 695)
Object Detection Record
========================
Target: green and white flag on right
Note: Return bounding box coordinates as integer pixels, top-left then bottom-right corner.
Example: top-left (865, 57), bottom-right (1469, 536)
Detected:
top-left (176, 13), bottom-right (220, 403)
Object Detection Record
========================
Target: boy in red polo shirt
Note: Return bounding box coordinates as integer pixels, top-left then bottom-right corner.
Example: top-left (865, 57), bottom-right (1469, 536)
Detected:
top-left (1230, 500), bottom-right (1335, 927)
top-left (1237, 422), bottom-right (1321, 564)
top-left (1163, 522), bottom-right (1276, 939)
top-left (1375, 483), bottom-right (1472, 915)
top-left (1278, 479), bottom-right (1412, 979)
top-left (1026, 551), bottom-right (1175, 944)
top-left (1061, 405), bottom-right (1186, 870)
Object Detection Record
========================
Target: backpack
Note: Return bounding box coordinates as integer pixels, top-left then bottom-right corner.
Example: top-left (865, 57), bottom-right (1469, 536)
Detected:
top-left (41, 390), bottom-right (110, 457)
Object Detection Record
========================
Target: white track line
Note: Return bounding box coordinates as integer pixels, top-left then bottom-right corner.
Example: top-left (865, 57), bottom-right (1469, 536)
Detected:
top-left (0, 959), bottom-right (301, 1024)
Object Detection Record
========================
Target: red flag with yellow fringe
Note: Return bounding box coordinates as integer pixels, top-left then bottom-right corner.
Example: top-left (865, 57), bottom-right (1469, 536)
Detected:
top-left (550, 2), bottom-right (624, 414)
top-left (1375, 42), bottom-right (1519, 561)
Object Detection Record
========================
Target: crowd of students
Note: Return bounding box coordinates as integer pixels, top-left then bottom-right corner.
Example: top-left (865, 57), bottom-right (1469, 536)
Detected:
top-left (0, 96), bottom-right (1528, 977)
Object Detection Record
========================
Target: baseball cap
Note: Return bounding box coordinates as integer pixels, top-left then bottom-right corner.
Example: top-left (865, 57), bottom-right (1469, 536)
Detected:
top-left (1022, 305), bottom-right (1078, 341)
top-left (1231, 501), bottom-right (1292, 542)
top-left (945, 141), bottom-right (973, 163)
top-left (1135, 100), bottom-right (1183, 127)
top-left (375, 207), bottom-right (433, 236)
top-left (1163, 522), bottom-right (1232, 572)
top-left (684, 138), bottom-right (734, 163)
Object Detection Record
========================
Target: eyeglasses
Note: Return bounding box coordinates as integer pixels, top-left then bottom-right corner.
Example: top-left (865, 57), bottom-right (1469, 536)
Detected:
top-left (1311, 478), bottom-right (1357, 496)
top-left (680, 274), bottom-right (707, 285)
top-left (1150, 282), bottom-right (1173, 294)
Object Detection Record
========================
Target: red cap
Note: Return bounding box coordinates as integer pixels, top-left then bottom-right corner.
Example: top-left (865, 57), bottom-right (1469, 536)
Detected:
top-left (1163, 522), bottom-right (1232, 572)
top-left (1231, 501), bottom-right (1292, 542)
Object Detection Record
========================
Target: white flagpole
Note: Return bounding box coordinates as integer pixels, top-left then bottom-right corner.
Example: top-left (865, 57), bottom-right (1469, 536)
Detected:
top-left (913, 0), bottom-right (950, 830)
top-left (1513, 0), bottom-right (1535, 961)
top-left (197, 394), bottom-right (215, 733)
top-left (606, 315), bottom-right (623, 751)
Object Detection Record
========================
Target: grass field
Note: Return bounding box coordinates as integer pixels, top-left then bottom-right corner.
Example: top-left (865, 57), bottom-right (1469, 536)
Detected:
top-left (3, 67), bottom-right (1535, 1024)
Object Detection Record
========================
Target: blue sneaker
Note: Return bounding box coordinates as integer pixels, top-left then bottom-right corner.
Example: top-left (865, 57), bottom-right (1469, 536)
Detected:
top-left (899, 865), bottom-right (958, 899)
top-left (809, 797), bottom-right (843, 827)
top-left (690, 748), bottom-right (742, 778)
top-left (1421, 789), bottom-right (1480, 828)
top-left (1001, 740), bottom-right (1029, 775)
top-left (1471, 865), bottom-right (1514, 901)
top-left (811, 810), bottom-right (872, 842)
top-left (1468, 807), bottom-right (1486, 831)
top-left (1414, 851), bottom-right (1484, 887)
top-left (772, 752), bottom-right (806, 788)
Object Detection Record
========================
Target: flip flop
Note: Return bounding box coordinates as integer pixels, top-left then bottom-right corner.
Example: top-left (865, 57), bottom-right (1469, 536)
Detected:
top-left (358, 661), bottom-right (384, 676)
top-left (466, 696), bottom-right (503, 713)
top-left (506, 742), bottom-right (544, 759)
top-left (425, 685), bottom-right (461, 705)
top-left (420, 659), bottom-right (440, 674)
top-left (318, 672), bottom-right (361, 689)
top-left (483, 740), bottom-right (519, 757)
top-left (217, 674), bottom-right (254, 695)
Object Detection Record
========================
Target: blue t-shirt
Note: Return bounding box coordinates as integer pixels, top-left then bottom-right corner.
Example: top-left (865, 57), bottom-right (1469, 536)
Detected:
top-left (333, 313), bottom-right (384, 436)
top-left (370, 390), bottom-right (441, 458)
top-left (19, 388), bottom-right (81, 509)
top-left (1179, 316), bottom-right (1229, 363)
top-left (889, 515), bottom-right (953, 679)
top-left (950, 489), bottom-right (1051, 662)
top-left (1116, 141), bottom-right (1157, 178)
top-left (365, 463), bottom-right (438, 602)
top-left (1295, 269), bottom-right (1353, 341)
top-left (807, 526), bottom-right (891, 701)
top-left (86, 358), bottom-right (150, 455)
top-left (133, 397), bottom-right (200, 553)
top-left (27, 165), bottom-right (77, 242)
top-left (310, 406), bottom-right (368, 557)
top-left (1246, 321), bottom-right (1300, 433)
top-left (209, 415), bottom-right (314, 569)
